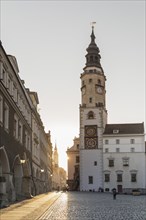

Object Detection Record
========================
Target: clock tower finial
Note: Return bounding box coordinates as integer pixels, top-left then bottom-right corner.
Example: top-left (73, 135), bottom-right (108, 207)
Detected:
top-left (90, 22), bottom-right (96, 43)
top-left (84, 22), bottom-right (103, 71)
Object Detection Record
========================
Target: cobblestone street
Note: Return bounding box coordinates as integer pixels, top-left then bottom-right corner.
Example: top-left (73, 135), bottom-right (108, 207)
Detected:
top-left (0, 192), bottom-right (146, 220)
top-left (38, 192), bottom-right (146, 220)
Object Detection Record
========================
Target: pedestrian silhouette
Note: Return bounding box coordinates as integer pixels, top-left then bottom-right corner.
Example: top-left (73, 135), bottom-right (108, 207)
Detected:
top-left (112, 188), bottom-right (117, 200)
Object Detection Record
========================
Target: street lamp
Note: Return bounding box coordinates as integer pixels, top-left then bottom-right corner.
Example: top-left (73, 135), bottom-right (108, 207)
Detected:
top-left (20, 159), bottom-right (26, 164)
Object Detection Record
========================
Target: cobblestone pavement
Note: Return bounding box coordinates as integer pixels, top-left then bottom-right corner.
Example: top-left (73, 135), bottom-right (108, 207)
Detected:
top-left (38, 192), bottom-right (146, 220)
top-left (0, 192), bottom-right (62, 220)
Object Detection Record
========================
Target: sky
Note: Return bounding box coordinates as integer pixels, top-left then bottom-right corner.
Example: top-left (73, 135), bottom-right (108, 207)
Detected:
top-left (1, 0), bottom-right (145, 171)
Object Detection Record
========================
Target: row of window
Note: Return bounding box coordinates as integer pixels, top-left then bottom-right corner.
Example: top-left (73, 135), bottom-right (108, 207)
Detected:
top-left (105, 147), bottom-right (135, 153)
top-left (84, 158), bottom-right (130, 168)
top-left (13, 114), bottom-right (30, 150)
top-left (0, 96), bottom-right (9, 130)
top-left (0, 95), bottom-right (31, 150)
top-left (88, 173), bottom-right (137, 184)
top-left (108, 158), bottom-right (130, 167)
top-left (104, 173), bottom-right (137, 183)
top-left (0, 63), bottom-right (31, 125)
top-left (82, 78), bottom-right (103, 86)
top-left (105, 139), bottom-right (135, 145)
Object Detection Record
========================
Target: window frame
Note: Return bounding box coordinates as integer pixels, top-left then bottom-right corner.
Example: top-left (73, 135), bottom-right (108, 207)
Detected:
top-left (88, 176), bottom-right (93, 184)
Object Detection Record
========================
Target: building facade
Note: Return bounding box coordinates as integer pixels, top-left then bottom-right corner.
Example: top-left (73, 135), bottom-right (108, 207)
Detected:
top-left (103, 123), bottom-right (146, 194)
top-left (52, 144), bottom-right (66, 191)
top-left (66, 137), bottom-right (79, 190)
top-left (79, 26), bottom-right (107, 191)
top-left (67, 27), bottom-right (146, 194)
top-left (0, 42), bottom-right (52, 207)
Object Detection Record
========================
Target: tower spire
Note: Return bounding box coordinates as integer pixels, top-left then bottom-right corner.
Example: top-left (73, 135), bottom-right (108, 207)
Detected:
top-left (84, 22), bottom-right (103, 71)
top-left (91, 22), bottom-right (96, 43)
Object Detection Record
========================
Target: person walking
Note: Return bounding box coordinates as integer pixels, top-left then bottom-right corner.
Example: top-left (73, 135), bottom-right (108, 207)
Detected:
top-left (112, 188), bottom-right (117, 200)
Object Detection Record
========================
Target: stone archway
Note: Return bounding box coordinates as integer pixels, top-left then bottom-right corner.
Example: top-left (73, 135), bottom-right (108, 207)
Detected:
top-left (0, 146), bottom-right (12, 206)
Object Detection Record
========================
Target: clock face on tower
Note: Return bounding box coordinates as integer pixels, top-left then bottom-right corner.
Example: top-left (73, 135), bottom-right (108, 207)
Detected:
top-left (84, 125), bottom-right (98, 149)
top-left (85, 127), bottom-right (96, 136)
top-left (97, 86), bottom-right (103, 94)
top-left (85, 137), bottom-right (97, 149)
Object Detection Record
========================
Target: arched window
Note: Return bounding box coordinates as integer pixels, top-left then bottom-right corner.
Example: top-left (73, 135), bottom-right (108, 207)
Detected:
top-left (90, 56), bottom-right (93, 62)
top-left (98, 79), bottom-right (101, 85)
top-left (88, 111), bottom-right (94, 119)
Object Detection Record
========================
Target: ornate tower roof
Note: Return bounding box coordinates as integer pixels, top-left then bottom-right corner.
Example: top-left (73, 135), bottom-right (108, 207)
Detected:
top-left (84, 26), bottom-right (103, 71)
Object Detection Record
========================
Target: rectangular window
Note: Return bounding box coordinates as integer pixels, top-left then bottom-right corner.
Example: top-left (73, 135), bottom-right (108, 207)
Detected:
top-left (1, 67), bottom-right (7, 86)
top-left (130, 139), bottom-right (135, 144)
top-left (105, 140), bottom-right (109, 145)
top-left (4, 102), bottom-right (9, 130)
top-left (105, 174), bottom-right (110, 182)
top-left (0, 95), bottom-right (3, 123)
top-left (27, 136), bottom-right (30, 151)
top-left (105, 188), bottom-right (109, 192)
top-left (116, 148), bottom-right (120, 153)
top-left (109, 159), bottom-right (114, 167)
top-left (88, 176), bottom-right (93, 184)
top-left (24, 131), bottom-right (27, 148)
top-left (116, 139), bottom-right (120, 144)
top-left (117, 174), bottom-right (122, 182)
top-left (94, 161), bottom-right (97, 166)
top-left (14, 115), bottom-right (18, 139)
top-left (18, 121), bottom-right (23, 143)
top-left (13, 85), bottom-right (17, 102)
top-left (89, 97), bottom-right (92, 103)
top-left (131, 148), bottom-right (135, 153)
top-left (131, 174), bottom-right (137, 182)
top-left (123, 158), bottom-right (129, 166)
top-left (89, 78), bottom-right (92, 83)
top-left (11, 81), bottom-right (14, 97)
top-left (76, 156), bottom-right (80, 163)
top-left (7, 75), bottom-right (11, 92)
top-left (105, 148), bottom-right (109, 153)
top-left (0, 62), bottom-right (3, 79)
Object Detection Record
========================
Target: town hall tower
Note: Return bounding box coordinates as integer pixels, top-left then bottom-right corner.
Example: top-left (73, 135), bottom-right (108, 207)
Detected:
top-left (79, 26), bottom-right (107, 191)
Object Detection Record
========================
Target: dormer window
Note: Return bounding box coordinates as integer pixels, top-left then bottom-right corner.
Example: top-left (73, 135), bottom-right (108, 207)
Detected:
top-left (113, 129), bottom-right (119, 134)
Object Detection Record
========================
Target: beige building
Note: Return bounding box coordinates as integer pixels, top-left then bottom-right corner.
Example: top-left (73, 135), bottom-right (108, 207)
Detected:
top-left (0, 42), bottom-right (53, 207)
top-left (66, 137), bottom-right (79, 190)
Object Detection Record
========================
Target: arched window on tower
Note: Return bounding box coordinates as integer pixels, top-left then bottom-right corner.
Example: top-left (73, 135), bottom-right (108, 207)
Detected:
top-left (87, 111), bottom-right (94, 119)
top-left (98, 79), bottom-right (101, 85)
top-left (90, 56), bottom-right (93, 62)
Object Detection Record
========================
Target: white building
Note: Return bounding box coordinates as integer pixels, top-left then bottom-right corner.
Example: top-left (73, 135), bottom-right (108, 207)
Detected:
top-left (103, 123), bottom-right (146, 193)
top-left (67, 27), bottom-right (146, 194)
